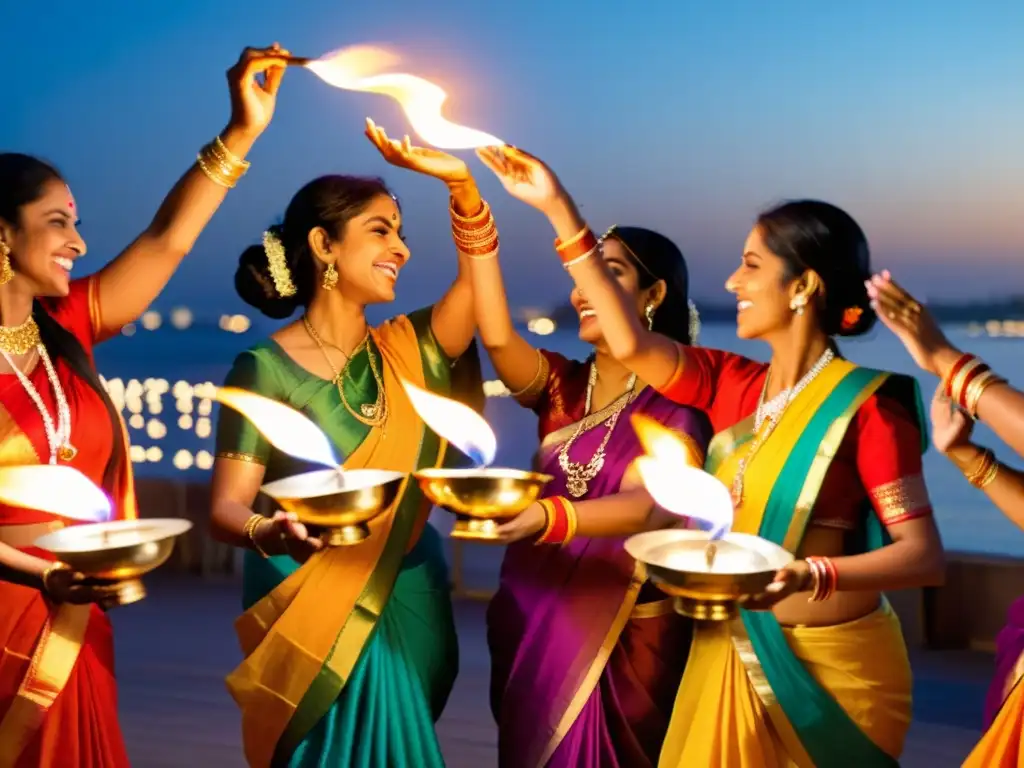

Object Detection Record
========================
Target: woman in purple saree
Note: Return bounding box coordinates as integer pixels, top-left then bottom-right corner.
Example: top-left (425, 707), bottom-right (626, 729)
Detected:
top-left (466, 224), bottom-right (710, 767)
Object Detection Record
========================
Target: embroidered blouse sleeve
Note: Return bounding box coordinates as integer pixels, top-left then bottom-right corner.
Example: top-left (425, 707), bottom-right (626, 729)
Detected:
top-left (856, 393), bottom-right (933, 527)
top-left (655, 345), bottom-right (767, 429)
top-left (214, 351), bottom-right (277, 466)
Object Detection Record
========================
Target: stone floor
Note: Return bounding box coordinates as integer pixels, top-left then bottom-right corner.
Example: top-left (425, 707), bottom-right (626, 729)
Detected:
top-left (111, 573), bottom-right (988, 767)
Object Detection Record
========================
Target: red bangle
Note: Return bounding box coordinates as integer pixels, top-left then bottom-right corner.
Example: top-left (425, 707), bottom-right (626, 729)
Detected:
top-left (805, 556), bottom-right (837, 602)
top-left (555, 229), bottom-right (598, 265)
top-left (537, 496), bottom-right (571, 544)
top-left (955, 362), bottom-right (990, 410)
top-left (942, 353), bottom-right (975, 398)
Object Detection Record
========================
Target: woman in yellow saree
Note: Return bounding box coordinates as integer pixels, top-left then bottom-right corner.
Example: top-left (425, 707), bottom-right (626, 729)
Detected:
top-left (475, 146), bottom-right (948, 766)
top-left (209, 123), bottom-right (489, 768)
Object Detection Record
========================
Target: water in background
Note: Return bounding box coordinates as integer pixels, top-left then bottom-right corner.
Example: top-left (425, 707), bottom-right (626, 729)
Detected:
top-left (94, 320), bottom-right (1024, 557)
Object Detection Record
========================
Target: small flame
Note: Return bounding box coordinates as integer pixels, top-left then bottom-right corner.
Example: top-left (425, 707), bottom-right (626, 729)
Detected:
top-left (214, 387), bottom-right (338, 468)
top-left (0, 465), bottom-right (113, 523)
top-left (401, 379), bottom-right (496, 467)
top-left (631, 414), bottom-right (733, 539)
top-left (305, 45), bottom-right (503, 149)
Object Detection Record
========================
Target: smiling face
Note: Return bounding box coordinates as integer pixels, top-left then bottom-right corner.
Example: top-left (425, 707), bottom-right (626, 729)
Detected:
top-left (313, 193), bottom-right (410, 305)
top-left (726, 225), bottom-right (806, 341)
top-left (0, 178), bottom-right (85, 298)
top-left (570, 237), bottom-right (662, 346)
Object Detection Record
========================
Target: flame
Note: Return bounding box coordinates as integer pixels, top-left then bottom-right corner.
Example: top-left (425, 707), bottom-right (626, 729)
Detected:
top-left (305, 45), bottom-right (503, 149)
top-left (214, 387), bottom-right (338, 468)
top-left (0, 465), bottom-right (113, 523)
top-left (630, 414), bottom-right (733, 538)
top-left (401, 379), bottom-right (496, 467)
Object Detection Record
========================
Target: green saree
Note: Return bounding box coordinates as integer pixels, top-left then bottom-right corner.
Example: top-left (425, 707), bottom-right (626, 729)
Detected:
top-left (215, 307), bottom-right (482, 767)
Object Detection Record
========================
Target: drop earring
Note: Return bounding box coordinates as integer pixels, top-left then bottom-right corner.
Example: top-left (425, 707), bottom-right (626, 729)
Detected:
top-left (644, 303), bottom-right (655, 330)
top-left (790, 296), bottom-right (806, 316)
top-left (322, 263), bottom-right (338, 291)
top-left (0, 241), bottom-right (12, 286)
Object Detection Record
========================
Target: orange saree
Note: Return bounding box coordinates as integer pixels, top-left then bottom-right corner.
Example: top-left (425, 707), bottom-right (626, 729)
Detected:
top-left (0, 277), bottom-right (135, 768)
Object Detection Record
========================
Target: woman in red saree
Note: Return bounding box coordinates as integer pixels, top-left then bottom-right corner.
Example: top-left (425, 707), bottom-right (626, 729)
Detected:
top-left (477, 146), bottom-right (947, 766)
top-left (469, 222), bottom-right (710, 767)
top-left (869, 273), bottom-right (1024, 766)
top-left (0, 45), bottom-right (289, 767)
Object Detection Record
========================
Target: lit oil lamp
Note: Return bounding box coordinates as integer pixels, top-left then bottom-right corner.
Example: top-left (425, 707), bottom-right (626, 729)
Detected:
top-left (623, 415), bottom-right (793, 621)
top-left (288, 45), bottom-right (504, 149)
top-left (402, 380), bottom-right (550, 541)
top-left (214, 387), bottom-right (404, 546)
top-left (0, 465), bottom-right (191, 607)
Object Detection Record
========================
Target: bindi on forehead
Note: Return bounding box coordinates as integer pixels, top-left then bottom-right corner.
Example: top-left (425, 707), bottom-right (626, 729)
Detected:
top-left (64, 186), bottom-right (77, 215)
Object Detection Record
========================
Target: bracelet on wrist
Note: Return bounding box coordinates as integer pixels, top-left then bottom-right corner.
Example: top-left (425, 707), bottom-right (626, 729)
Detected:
top-left (243, 514), bottom-right (272, 558)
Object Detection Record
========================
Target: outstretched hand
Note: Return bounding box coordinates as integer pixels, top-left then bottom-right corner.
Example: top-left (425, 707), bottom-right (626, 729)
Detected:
top-left (475, 146), bottom-right (565, 214)
top-left (227, 43), bottom-right (291, 138)
top-left (364, 118), bottom-right (471, 185)
top-left (866, 271), bottom-right (958, 376)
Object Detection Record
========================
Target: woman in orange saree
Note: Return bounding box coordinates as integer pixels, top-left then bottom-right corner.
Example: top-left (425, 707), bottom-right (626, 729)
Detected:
top-left (0, 45), bottom-right (290, 767)
top-left (869, 273), bottom-right (1024, 766)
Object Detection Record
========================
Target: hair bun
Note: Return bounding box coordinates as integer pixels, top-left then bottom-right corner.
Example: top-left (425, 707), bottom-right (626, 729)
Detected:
top-left (235, 232), bottom-right (299, 320)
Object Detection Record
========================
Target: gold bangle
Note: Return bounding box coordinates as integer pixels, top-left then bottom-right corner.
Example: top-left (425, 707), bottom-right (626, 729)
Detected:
top-left (563, 499), bottom-right (578, 545)
top-left (534, 499), bottom-right (556, 544)
top-left (197, 136), bottom-right (250, 188)
top-left (965, 449), bottom-right (996, 488)
top-left (949, 357), bottom-right (985, 407)
top-left (508, 348), bottom-right (549, 399)
top-left (449, 199), bottom-right (491, 226)
top-left (243, 514), bottom-right (272, 558)
top-left (555, 225), bottom-right (591, 254)
top-left (965, 371), bottom-right (1006, 418)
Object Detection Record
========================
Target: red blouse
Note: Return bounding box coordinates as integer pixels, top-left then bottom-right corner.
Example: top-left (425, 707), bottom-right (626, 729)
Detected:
top-left (0, 277), bottom-right (117, 526)
top-left (658, 346), bottom-right (933, 532)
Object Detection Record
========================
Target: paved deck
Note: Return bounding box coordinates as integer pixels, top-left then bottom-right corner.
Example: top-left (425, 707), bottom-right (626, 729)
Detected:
top-left (112, 574), bottom-right (987, 767)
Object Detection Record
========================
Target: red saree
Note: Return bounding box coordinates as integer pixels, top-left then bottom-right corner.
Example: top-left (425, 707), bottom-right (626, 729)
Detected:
top-left (0, 276), bottom-right (135, 768)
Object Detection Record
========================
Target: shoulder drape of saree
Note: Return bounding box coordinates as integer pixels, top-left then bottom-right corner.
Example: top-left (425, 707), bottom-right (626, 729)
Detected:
top-left (226, 315), bottom-right (468, 768)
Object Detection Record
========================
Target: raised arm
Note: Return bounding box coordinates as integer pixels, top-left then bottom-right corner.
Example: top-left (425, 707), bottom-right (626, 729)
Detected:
top-left (476, 146), bottom-right (682, 389)
top-left (363, 120), bottom-right (482, 360)
top-left (870, 271), bottom-right (1024, 457)
top-left (94, 46), bottom-right (289, 336)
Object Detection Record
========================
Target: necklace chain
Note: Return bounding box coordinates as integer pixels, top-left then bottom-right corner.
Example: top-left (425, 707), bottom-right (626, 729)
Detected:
top-left (731, 348), bottom-right (834, 509)
top-left (558, 362), bottom-right (637, 498)
top-left (303, 316), bottom-right (388, 427)
top-left (0, 341), bottom-right (77, 465)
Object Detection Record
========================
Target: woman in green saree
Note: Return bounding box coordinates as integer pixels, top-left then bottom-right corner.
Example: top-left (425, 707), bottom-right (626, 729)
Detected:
top-left (208, 121), bottom-right (491, 768)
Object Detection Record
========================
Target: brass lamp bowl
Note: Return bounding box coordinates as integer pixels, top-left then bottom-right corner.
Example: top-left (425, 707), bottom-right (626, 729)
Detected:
top-left (413, 468), bottom-right (552, 541)
top-left (625, 529), bottom-right (794, 621)
top-left (261, 469), bottom-right (405, 547)
top-left (34, 518), bottom-right (193, 607)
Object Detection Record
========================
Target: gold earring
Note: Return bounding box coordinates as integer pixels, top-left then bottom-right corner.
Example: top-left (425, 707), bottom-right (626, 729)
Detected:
top-left (644, 303), bottom-right (655, 330)
top-left (321, 263), bottom-right (338, 291)
top-left (0, 241), bottom-right (12, 286)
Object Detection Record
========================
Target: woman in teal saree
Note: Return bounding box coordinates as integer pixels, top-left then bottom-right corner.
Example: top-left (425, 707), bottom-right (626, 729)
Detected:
top-left (208, 122), bottom-right (492, 768)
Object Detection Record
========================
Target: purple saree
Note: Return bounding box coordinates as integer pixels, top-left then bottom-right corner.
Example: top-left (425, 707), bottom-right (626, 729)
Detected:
top-left (984, 596), bottom-right (1024, 727)
top-left (487, 351), bottom-right (711, 768)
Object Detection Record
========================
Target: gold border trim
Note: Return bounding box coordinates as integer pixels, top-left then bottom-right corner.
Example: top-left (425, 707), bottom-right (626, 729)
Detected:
top-left (0, 604), bottom-right (91, 768)
top-left (216, 451), bottom-right (266, 465)
top-left (540, 385), bottom-right (648, 452)
top-left (630, 597), bottom-right (673, 619)
top-left (534, 561), bottom-right (645, 767)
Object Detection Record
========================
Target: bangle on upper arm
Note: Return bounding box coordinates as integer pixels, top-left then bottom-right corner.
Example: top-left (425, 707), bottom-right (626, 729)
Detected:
top-left (964, 448), bottom-right (1000, 488)
top-left (508, 349), bottom-right (550, 400)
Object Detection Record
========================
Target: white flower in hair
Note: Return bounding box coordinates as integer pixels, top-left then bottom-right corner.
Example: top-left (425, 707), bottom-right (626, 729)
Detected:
top-left (688, 300), bottom-right (701, 346)
top-left (262, 229), bottom-right (297, 298)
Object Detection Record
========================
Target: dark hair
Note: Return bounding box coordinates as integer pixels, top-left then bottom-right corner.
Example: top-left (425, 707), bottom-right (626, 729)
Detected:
top-left (236, 175), bottom-right (395, 319)
top-left (0, 153), bottom-right (125, 495)
top-left (756, 200), bottom-right (875, 337)
top-left (607, 226), bottom-right (692, 345)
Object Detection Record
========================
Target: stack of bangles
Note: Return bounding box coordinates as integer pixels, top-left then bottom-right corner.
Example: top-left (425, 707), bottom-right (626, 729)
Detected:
top-left (451, 199), bottom-right (498, 258)
top-left (196, 136), bottom-right (250, 188)
top-left (554, 225), bottom-right (600, 270)
top-left (243, 513), bottom-right (272, 558)
top-left (965, 448), bottom-right (1000, 489)
top-left (804, 555), bottom-right (837, 602)
top-left (941, 352), bottom-right (1007, 419)
top-left (535, 496), bottom-right (578, 546)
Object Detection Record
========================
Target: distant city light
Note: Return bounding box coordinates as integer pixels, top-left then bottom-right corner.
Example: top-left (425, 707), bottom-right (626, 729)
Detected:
top-left (527, 317), bottom-right (556, 336)
top-left (170, 307), bottom-right (194, 330)
top-left (141, 311), bottom-right (162, 331)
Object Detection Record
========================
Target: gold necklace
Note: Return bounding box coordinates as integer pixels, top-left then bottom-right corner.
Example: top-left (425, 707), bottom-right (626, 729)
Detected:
top-left (0, 315), bottom-right (41, 355)
top-left (302, 316), bottom-right (387, 427)
top-left (558, 362), bottom-right (636, 498)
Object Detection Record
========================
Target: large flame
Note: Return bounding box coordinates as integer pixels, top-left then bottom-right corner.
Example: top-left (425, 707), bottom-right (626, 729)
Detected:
top-left (214, 387), bottom-right (338, 468)
top-left (631, 414), bottom-right (733, 538)
top-left (0, 465), bottom-right (113, 523)
top-left (305, 45), bottom-right (503, 149)
top-left (401, 379), bottom-right (496, 467)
